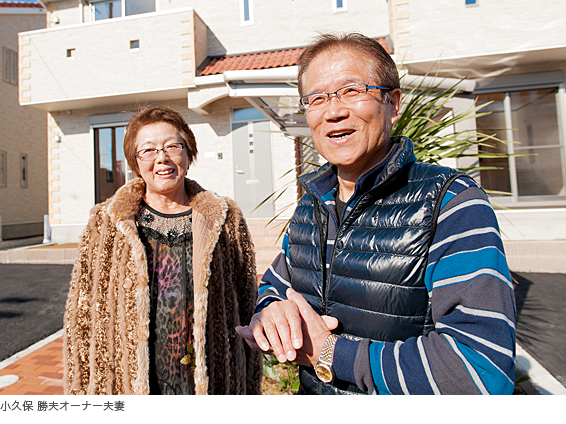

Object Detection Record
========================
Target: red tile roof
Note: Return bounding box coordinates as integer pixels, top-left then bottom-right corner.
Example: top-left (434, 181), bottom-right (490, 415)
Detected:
top-left (199, 47), bottom-right (306, 76)
top-left (199, 38), bottom-right (391, 76)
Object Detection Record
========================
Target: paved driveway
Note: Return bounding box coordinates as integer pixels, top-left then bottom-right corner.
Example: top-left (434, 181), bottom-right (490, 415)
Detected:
top-left (0, 264), bottom-right (72, 361)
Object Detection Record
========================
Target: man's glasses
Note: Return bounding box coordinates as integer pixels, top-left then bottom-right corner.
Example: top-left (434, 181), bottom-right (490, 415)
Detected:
top-left (135, 143), bottom-right (185, 161)
top-left (299, 83), bottom-right (392, 110)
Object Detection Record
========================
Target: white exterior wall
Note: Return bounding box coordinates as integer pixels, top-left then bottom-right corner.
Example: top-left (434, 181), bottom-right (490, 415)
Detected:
top-left (393, 0), bottom-right (566, 62)
top-left (46, 0), bottom-right (82, 26)
top-left (48, 108), bottom-right (96, 228)
top-left (160, 0), bottom-right (390, 55)
top-left (185, 97), bottom-right (237, 198)
top-left (21, 8), bottom-right (204, 109)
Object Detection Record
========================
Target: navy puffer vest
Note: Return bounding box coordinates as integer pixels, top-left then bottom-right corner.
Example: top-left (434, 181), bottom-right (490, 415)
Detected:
top-left (289, 137), bottom-right (463, 394)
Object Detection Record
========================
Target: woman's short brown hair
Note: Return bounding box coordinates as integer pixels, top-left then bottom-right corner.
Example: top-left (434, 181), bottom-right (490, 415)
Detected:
top-left (297, 32), bottom-right (400, 97)
top-left (123, 105), bottom-right (198, 177)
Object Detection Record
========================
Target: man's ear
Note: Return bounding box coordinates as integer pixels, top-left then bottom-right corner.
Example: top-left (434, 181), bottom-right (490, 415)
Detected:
top-left (388, 88), bottom-right (402, 126)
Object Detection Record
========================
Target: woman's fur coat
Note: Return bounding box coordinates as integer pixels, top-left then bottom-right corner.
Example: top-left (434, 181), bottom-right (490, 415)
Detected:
top-left (63, 178), bottom-right (262, 395)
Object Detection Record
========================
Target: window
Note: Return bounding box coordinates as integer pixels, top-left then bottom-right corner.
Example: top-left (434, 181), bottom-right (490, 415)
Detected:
top-left (476, 87), bottom-right (566, 205)
top-left (94, 126), bottom-right (129, 203)
top-left (2, 47), bottom-right (18, 85)
top-left (66, 48), bottom-right (75, 59)
top-left (240, 0), bottom-right (254, 26)
top-left (0, 151), bottom-right (6, 187)
top-left (125, 0), bottom-right (155, 16)
top-left (20, 154), bottom-right (28, 188)
top-left (333, 0), bottom-right (347, 13)
top-left (92, 0), bottom-right (155, 21)
top-left (130, 40), bottom-right (140, 50)
top-left (94, 0), bottom-right (121, 20)
top-left (465, 0), bottom-right (478, 5)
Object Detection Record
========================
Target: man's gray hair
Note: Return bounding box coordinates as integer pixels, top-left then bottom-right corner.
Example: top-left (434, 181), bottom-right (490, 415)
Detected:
top-left (297, 32), bottom-right (400, 97)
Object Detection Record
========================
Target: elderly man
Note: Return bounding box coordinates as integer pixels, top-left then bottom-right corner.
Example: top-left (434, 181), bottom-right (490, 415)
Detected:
top-left (236, 33), bottom-right (516, 395)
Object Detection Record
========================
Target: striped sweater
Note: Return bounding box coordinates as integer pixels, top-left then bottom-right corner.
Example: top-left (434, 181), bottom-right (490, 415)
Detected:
top-left (257, 172), bottom-right (516, 395)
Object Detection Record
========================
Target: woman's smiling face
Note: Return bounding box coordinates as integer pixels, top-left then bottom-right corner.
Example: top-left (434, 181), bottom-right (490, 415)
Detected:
top-left (135, 121), bottom-right (189, 198)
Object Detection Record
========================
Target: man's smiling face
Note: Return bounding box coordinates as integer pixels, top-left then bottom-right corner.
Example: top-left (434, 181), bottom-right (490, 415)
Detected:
top-left (304, 48), bottom-right (401, 180)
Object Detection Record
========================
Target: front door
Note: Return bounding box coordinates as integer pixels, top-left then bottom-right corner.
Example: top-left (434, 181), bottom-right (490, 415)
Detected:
top-left (232, 109), bottom-right (273, 218)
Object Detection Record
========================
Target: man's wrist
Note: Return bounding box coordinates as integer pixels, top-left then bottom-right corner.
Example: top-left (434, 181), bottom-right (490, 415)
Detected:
top-left (332, 337), bottom-right (360, 384)
top-left (314, 334), bottom-right (339, 383)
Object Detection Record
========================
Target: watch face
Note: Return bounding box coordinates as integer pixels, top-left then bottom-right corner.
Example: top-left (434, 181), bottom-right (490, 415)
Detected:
top-left (315, 363), bottom-right (333, 383)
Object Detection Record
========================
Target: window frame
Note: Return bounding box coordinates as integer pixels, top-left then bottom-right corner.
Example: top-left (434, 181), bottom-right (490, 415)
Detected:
top-left (92, 0), bottom-right (122, 20)
top-left (90, 0), bottom-right (156, 21)
top-left (2, 46), bottom-right (18, 86)
top-left (240, 0), bottom-right (254, 26)
top-left (333, 0), bottom-right (348, 13)
top-left (475, 81), bottom-right (566, 207)
top-left (92, 120), bottom-right (132, 204)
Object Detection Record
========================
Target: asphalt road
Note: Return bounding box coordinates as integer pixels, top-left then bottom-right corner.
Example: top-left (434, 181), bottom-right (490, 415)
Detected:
top-left (513, 271), bottom-right (566, 387)
top-left (0, 264), bottom-right (73, 361)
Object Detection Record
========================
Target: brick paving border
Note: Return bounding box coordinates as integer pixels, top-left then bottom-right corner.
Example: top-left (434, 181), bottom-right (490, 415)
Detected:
top-left (0, 332), bottom-right (63, 395)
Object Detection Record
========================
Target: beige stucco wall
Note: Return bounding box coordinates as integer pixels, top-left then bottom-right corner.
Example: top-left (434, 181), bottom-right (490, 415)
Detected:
top-left (0, 8), bottom-right (47, 239)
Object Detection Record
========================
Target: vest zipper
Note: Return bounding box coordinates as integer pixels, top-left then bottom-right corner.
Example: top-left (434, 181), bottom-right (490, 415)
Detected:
top-left (322, 191), bottom-right (371, 314)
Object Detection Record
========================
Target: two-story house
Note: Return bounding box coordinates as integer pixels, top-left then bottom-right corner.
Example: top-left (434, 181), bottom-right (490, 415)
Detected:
top-left (392, 0), bottom-right (566, 273)
top-left (0, 0), bottom-right (46, 241)
top-left (18, 0), bottom-right (394, 271)
top-left (19, 0), bottom-right (566, 273)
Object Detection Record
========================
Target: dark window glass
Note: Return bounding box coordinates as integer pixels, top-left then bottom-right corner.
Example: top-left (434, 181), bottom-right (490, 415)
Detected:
top-left (243, 0), bottom-right (250, 21)
top-left (94, 1), bottom-right (121, 21)
top-left (95, 126), bottom-right (127, 202)
top-left (125, 0), bottom-right (155, 16)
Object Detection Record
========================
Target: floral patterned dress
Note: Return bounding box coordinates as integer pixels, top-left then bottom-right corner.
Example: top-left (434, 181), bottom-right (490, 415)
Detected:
top-left (136, 202), bottom-right (195, 395)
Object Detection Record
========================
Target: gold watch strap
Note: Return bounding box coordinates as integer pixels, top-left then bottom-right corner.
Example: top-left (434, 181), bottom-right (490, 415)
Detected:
top-left (319, 334), bottom-right (339, 364)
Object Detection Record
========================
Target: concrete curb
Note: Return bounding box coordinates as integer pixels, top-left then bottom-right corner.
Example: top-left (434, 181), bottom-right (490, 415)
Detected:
top-left (516, 343), bottom-right (566, 395)
top-left (0, 247), bottom-right (77, 264)
top-left (0, 329), bottom-right (64, 372)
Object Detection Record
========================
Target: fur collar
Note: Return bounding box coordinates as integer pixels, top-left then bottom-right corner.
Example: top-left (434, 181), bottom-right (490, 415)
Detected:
top-left (104, 178), bottom-right (229, 240)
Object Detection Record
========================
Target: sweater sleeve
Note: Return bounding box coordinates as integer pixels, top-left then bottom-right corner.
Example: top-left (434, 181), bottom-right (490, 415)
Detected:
top-left (255, 231), bottom-right (292, 312)
top-left (333, 177), bottom-right (517, 394)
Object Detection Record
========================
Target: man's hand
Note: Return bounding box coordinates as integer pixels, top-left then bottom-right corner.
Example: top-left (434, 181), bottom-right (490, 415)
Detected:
top-left (236, 288), bottom-right (338, 367)
top-left (236, 292), bottom-right (303, 363)
top-left (287, 288), bottom-right (338, 367)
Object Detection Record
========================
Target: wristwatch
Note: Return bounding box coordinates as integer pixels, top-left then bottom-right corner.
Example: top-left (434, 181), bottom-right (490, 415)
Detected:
top-left (314, 334), bottom-right (339, 383)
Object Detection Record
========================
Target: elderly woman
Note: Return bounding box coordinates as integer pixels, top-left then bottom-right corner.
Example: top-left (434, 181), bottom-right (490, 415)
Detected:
top-left (63, 106), bottom-right (261, 395)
